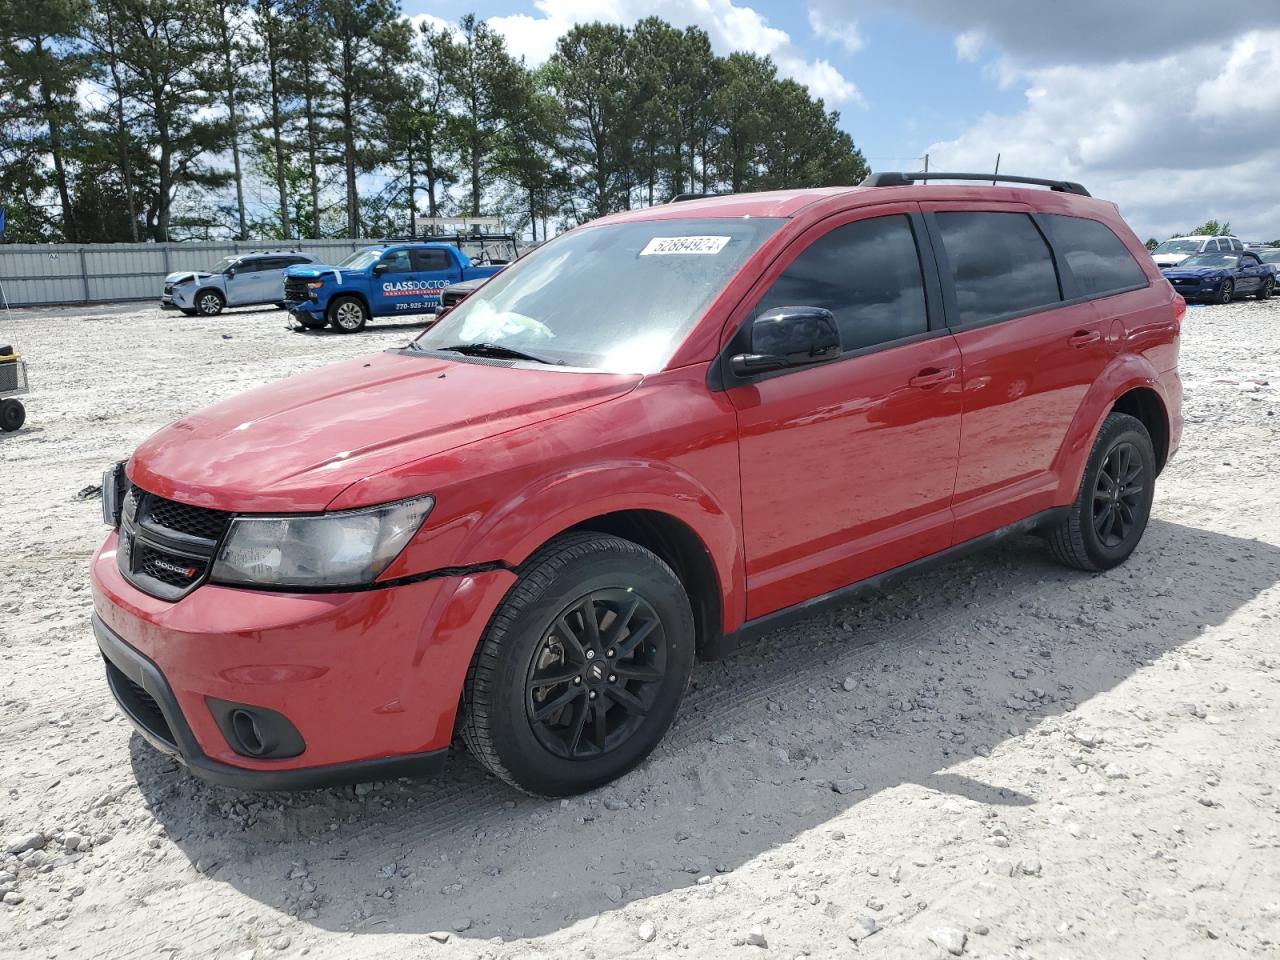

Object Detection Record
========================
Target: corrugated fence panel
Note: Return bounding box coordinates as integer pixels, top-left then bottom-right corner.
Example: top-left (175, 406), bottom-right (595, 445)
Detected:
top-left (0, 239), bottom-right (370, 307)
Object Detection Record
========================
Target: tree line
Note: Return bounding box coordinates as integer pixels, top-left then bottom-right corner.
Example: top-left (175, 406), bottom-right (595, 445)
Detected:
top-left (0, 0), bottom-right (869, 244)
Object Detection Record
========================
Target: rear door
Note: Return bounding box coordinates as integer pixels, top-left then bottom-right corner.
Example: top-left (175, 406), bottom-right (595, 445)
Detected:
top-left (922, 204), bottom-right (1109, 542)
top-left (409, 247), bottom-right (461, 312)
top-left (725, 205), bottom-right (963, 620)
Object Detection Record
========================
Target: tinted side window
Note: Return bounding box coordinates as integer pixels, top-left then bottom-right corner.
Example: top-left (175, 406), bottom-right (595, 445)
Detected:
top-left (379, 250), bottom-right (413, 274)
top-left (934, 212), bottom-right (1061, 325)
top-left (258, 257), bottom-right (289, 271)
top-left (411, 248), bottom-right (452, 272)
top-left (237, 258), bottom-right (265, 273)
top-left (1043, 214), bottom-right (1148, 298)
top-left (754, 215), bottom-right (928, 352)
top-left (1230, 239), bottom-right (1243, 252)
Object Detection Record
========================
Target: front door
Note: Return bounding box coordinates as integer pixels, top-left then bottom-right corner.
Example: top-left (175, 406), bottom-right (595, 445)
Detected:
top-left (726, 208), bottom-right (963, 621)
top-left (225, 257), bottom-right (270, 306)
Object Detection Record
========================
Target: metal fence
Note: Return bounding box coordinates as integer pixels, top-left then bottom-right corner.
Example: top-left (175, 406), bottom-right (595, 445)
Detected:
top-left (0, 239), bottom-right (373, 307)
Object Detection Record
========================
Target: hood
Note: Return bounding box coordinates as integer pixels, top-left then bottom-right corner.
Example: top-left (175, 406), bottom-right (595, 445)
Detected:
top-left (1163, 266), bottom-right (1225, 278)
top-left (285, 263), bottom-right (342, 278)
top-left (128, 351), bottom-right (639, 513)
top-left (1152, 253), bottom-right (1189, 265)
top-left (164, 270), bottom-right (212, 285)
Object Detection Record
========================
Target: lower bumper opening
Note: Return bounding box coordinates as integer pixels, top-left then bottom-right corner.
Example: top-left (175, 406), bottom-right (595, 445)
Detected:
top-left (105, 659), bottom-right (176, 749)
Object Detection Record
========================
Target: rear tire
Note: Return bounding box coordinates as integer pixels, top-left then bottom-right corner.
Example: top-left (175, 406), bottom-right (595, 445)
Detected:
top-left (195, 289), bottom-right (225, 316)
top-left (1046, 412), bottom-right (1155, 572)
top-left (1257, 277), bottom-right (1274, 301)
top-left (328, 296), bottom-right (367, 333)
top-left (461, 533), bottom-right (695, 797)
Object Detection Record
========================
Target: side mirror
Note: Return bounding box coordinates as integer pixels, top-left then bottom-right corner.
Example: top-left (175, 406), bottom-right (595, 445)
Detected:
top-left (372, 262), bottom-right (388, 276)
top-left (224, 269), bottom-right (236, 278)
top-left (730, 306), bottom-right (841, 377)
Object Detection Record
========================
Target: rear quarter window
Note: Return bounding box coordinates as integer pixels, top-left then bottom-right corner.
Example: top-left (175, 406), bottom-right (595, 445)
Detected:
top-left (1042, 214), bottom-right (1148, 298)
top-left (934, 211), bottom-right (1061, 325)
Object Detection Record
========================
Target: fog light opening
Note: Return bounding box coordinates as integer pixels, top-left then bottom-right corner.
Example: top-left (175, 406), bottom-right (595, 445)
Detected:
top-left (231, 709), bottom-right (268, 757)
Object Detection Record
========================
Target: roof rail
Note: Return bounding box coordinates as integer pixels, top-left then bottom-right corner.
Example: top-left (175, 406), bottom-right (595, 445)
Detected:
top-left (670, 192), bottom-right (724, 203)
top-left (860, 171), bottom-right (1091, 197)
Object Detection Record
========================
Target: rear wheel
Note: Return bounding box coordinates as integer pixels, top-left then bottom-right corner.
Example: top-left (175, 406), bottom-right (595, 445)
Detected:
top-left (1257, 277), bottom-right (1274, 301)
top-left (1217, 279), bottom-right (1234, 304)
top-left (328, 296), bottom-right (367, 333)
top-left (0, 399), bottom-right (25, 432)
top-left (195, 289), bottom-right (225, 316)
top-left (461, 533), bottom-right (695, 797)
top-left (1047, 412), bottom-right (1155, 572)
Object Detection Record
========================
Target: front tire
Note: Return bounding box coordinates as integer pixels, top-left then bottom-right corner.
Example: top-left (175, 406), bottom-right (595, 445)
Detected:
top-left (328, 296), bottom-right (367, 333)
top-left (195, 289), bottom-right (225, 316)
top-left (1257, 277), bottom-right (1274, 301)
top-left (461, 533), bottom-right (695, 797)
top-left (1047, 412), bottom-right (1155, 572)
top-left (1217, 279), bottom-right (1234, 304)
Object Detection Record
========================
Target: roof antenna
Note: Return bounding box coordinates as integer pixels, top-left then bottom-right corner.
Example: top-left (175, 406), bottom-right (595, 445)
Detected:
top-left (992, 153), bottom-right (1001, 186)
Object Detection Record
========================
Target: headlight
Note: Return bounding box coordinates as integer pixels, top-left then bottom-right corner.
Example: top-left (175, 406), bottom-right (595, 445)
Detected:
top-left (102, 460), bottom-right (128, 527)
top-left (210, 495), bottom-right (434, 588)
top-left (306, 280), bottom-right (323, 289)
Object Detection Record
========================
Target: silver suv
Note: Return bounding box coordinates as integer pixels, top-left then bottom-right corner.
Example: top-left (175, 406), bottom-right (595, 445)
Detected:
top-left (161, 251), bottom-right (317, 316)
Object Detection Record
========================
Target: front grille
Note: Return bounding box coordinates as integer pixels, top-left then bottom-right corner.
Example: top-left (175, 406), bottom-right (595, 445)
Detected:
top-left (145, 496), bottom-right (231, 541)
top-left (119, 488), bottom-right (231, 601)
top-left (442, 289), bottom-right (468, 308)
top-left (284, 277), bottom-right (311, 302)
top-left (138, 544), bottom-right (206, 588)
top-left (105, 661), bottom-right (175, 748)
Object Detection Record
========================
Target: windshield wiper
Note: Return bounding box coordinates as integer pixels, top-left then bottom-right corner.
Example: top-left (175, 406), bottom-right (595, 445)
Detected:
top-left (436, 342), bottom-right (563, 366)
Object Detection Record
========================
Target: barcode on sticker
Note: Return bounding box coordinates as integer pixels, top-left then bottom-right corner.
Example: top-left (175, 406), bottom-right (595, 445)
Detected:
top-left (640, 236), bottom-right (731, 256)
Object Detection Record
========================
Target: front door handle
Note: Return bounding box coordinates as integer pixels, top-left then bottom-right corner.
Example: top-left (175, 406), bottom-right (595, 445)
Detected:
top-left (1069, 330), bottom-right (1102, 348)
top-left (908, 367), bottom-right (956, 389)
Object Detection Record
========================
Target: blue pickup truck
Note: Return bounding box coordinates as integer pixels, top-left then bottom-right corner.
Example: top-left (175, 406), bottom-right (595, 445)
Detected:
top-left (283, 242), bottom-right (504, 332)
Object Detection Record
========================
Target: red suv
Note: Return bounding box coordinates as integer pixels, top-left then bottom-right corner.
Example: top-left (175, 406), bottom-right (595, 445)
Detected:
top-left (91, 172), bottom-right (1183, 797)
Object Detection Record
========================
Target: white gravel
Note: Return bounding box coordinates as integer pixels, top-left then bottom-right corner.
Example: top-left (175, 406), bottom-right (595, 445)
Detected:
top-left (1, 297), bottom-right (1278, 959)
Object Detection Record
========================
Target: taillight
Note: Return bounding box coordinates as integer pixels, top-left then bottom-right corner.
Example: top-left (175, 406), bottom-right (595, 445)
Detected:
top-left (1172, 293), bottom-right (1186, 332)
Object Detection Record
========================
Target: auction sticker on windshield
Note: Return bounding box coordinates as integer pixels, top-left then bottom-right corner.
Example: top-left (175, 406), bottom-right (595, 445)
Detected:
top-left (640, 236), bottom-right (731, 256)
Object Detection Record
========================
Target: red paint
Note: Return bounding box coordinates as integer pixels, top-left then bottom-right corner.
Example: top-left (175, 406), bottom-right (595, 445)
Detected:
top-left (92, 183), bottom-right (1182, 780)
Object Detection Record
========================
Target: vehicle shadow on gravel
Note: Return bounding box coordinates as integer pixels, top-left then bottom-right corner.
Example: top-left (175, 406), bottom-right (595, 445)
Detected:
top-left (132, 517), bottom-right (1280, 942)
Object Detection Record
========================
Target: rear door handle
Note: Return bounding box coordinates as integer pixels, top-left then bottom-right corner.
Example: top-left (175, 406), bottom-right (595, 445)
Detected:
top-left (908, 367), bottom-right (956, 389)
top-left (1069, 330), bottom-right (1102, 348)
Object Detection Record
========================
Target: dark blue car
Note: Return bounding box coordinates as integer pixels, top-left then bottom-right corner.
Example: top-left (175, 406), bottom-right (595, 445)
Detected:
top-left (1162, 250), bottom-right (1274, 304)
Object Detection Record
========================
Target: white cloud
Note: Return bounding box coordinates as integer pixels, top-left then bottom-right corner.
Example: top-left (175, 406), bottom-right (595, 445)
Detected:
top-left (922, 30), bottom-right (1280, 240)
top-left (484, 0), bottom-right (864, 106)
top-left (954, 29), bottom-right (984, 62)
top-left (807, 6), bottom-right (863, 53)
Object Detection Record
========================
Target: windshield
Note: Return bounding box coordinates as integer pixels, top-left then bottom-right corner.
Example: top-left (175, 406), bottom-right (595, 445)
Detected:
top-left (205, 256), bottom-right (237, 274)
top-left (1259, 249), bottom-right (1280, 264)
top-left (1177, 253), bottom-right (1237, 269)
top-left (1153, 239), bottom-right (1203, 254)
top-left (412, 217), bottom-right (783, 372)
top-left (337, 248), bottom-right (383, 270)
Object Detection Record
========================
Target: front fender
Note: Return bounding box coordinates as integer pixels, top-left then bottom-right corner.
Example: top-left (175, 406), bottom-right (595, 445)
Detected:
top-left (382, 457), bottom-right (746, 635)
top-left (1052, 353), bottom-right (1172, 503)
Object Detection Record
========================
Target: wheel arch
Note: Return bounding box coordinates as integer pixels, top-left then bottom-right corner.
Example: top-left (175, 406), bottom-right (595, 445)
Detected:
top-left (565, 509), bottom-right (728, 662)
top-left (1054, 354), bottom-right (1173, 502)
top-left (326, 290), bottom-right (371, 318)
top-left (194, 286), bottom-right (225, 307)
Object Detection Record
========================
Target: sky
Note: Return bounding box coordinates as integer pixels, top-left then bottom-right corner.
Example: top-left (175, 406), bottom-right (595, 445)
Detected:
top-left (403, 0), bottom-right (1280, 242)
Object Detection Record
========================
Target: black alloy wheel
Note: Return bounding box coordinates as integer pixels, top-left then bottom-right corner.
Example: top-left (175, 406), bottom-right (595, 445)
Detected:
top-left (1217, 279), bottom-right (1234, 304)
top-left (526, 588), bottom-right (667, 760)
top-left (1257, 277), bottom-right (1274, 301)
top-left (1046, 412), bottom-right (1156, 571)
top-left (1092, 441), bottom-right (1143, 549)
top-left (461, 532), bottom-right (695, 796)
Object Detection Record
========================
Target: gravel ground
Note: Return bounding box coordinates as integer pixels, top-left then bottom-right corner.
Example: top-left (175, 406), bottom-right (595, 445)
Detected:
top-left (1, 298), bottom-right (1278, 960)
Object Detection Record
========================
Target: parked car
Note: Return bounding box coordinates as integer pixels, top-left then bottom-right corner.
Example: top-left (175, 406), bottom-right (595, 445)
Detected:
top-left (161, 251), bottom-right (317, 316)
top-left (1161, 250), bottom-right (1274, 303)
top-left (283, 242), bottom-right (504, 332)
top-left (439, 276), bottom-right (488, 313)
top-left (1150, 234), bottom-right (1244, 269)
top-left (93, 171), bottom-right (1182, 796)
top-left (1255, 247), bottom-right (1280, 271)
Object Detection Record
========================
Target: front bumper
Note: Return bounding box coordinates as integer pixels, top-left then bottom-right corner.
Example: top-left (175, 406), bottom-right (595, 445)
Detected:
top-left (91, 532), bottom-right (516, 790)
top-left (1165, 278), bottom-right (1222, 301)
